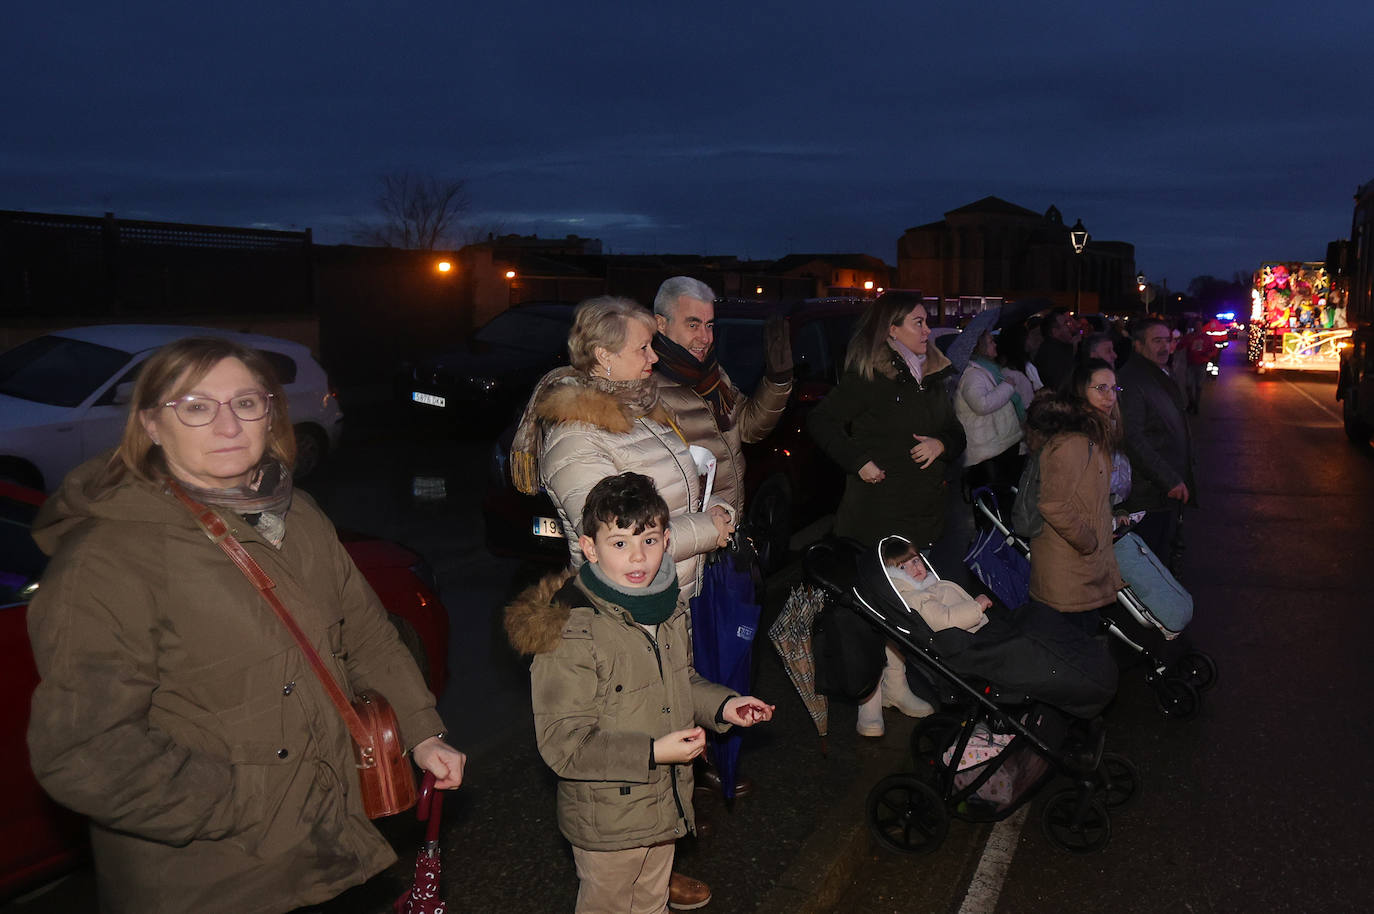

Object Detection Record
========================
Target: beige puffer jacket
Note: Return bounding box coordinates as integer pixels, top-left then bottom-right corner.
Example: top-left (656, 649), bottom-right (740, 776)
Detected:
top-left (504, 572), bottom-right (735, 851)
top-left (652, 368), bottom-right (791, 516)
top-left (536, 384), bottom-right (730, 598)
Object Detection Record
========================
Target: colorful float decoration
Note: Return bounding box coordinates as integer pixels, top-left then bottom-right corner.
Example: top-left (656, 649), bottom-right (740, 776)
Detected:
top-left (1249, 262), bottom-right (1350, 372)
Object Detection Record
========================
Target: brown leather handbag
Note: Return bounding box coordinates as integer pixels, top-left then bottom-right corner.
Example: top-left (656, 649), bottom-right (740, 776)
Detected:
top-left (170, 481), bottom-right (418, 818)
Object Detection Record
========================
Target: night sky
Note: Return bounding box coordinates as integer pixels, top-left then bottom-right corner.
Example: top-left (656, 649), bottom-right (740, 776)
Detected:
top-left (5, 1), bottom-right (1371, 288)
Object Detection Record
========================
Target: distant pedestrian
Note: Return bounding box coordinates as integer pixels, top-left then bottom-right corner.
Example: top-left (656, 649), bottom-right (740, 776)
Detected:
top-left (1079, 332), bottom-right (1118, 371)
top-left (1178, 319), bottom-right (1213, 414)
top-left (1117, 317), bottom-right (1196, 566)
top-left (505, 472), bottom-right (773, 914)
top-left (1033, 307), bottom-right (1080, 390)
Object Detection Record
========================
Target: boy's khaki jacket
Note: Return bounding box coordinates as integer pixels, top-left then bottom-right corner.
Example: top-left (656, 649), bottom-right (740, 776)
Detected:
top-left (505, 572), bottom-right (735, 851)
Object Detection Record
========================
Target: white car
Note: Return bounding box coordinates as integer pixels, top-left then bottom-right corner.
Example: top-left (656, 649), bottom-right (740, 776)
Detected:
top-left (0, 325), bottom-right (344, 491)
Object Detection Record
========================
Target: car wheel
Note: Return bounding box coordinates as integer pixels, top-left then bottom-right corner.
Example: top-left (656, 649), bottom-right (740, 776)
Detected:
top-left (747, 475), bottom-right (792, 574)
top-left (293, 424), bottom-right (329, 480)
top-left (387, 613), bottom-right (430, 684)
top-left (0, 458), bottom-right (44, 491)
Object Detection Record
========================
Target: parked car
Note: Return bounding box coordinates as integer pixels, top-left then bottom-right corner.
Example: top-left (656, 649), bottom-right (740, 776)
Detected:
top-left (399, 301), bottom-right (576, 429)
top-left (0, 325), bottom-right (344, 492)
top-left (0, 480), bottom-right (450, 899)
top-left (481, 298), bottom-right (867, 571)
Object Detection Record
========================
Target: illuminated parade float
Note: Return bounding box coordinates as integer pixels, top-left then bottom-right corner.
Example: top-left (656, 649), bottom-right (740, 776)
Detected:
top-left (1249, 262), bottom-right (1351, 373)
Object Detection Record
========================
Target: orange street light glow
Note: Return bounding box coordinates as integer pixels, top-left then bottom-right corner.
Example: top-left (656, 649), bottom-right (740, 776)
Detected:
top-left (863, 280), bottom-right (874, 290)
top-left (437, 261), bottom-right (452, 273)
top-left (505, 270), bottom-right (516, 279)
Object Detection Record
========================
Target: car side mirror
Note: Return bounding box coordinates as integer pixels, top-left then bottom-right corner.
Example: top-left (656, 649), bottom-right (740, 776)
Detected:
top-left (112, 382), bottom-right (136, 405)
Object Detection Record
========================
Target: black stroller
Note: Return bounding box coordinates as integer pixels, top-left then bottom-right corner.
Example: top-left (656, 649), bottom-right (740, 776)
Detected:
top-left (968, 487), bottom-right (1217, 719)
top-left (805, 535), bottom-right (1138, 855)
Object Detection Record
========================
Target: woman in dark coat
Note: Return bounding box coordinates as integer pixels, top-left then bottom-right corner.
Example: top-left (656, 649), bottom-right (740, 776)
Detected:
top-left (807, 292), bottom-right (966, 736)
top-left (808, 292), bottom-right (966, 550)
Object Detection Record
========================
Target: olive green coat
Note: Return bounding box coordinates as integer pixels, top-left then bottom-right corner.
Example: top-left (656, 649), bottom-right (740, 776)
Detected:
top-left (26, 458), bottom-right (445, 914)
top-left (504, 572), bottom-right (735, 852)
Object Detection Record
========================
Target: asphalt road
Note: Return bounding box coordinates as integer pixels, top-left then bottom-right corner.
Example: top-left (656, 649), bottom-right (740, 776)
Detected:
top-left (828, 346), bottom-right (1374, 913)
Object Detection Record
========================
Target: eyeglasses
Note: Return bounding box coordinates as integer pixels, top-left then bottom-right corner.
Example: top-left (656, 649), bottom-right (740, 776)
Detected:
top-left (1088, 384), bottom-right (1124, 394)
top-left (161, 392), bottom-right (273, 427)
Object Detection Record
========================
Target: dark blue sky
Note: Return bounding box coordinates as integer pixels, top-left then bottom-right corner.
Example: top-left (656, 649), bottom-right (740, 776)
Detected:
top-left (5, 1), bottom-right (1371, 288)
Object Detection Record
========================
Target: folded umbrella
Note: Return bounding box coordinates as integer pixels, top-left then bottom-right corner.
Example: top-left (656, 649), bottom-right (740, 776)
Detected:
top-left (395, 772), bottom-right (446, 914)
top-left (766, 582), bottom-right (829, 739)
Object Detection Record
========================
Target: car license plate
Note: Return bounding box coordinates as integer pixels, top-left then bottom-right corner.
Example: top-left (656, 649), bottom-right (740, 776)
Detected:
top-left (412, 391), bottom-right (446, 408)
top-left (532, 516), bottom-right (562, 539)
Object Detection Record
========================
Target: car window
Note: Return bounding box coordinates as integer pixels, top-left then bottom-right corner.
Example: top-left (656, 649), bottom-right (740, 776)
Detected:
top-left (819, 315), bottom-right (859, 382)
top-left (255, 350), bottom-right (298, 385)
top-left (793, 321), bottom-right (830, 382)
top-left (0, 490), bottom-right (46, 606)
top-left (715, 318), bottom-right (764, 392)
top-left (475, 310), bottom-right (574, 354)
top-left (0, 336), bottom-right (133, 407)
top-left (93, 359), bottom-right (147, 407)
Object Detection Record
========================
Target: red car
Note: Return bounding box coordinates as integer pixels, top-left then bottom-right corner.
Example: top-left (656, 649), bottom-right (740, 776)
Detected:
top-left (0, 481), bottom-right (450, 900)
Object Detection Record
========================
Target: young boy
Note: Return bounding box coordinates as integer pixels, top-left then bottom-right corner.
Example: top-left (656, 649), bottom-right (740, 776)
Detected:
top-left (505, 472), bottom-right (773, 914)
top-left (882, 538), bottom-right (992, 634)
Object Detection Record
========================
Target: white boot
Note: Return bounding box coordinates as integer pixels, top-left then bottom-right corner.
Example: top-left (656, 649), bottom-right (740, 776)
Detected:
top-left (881, 645), bottom-right (935, 718)
top-left (856, 684), bottom-right (885, 737)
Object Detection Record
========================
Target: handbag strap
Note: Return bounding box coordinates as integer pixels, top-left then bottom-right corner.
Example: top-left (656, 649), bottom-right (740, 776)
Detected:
top-left (166, 479), bottom-right (371, 747)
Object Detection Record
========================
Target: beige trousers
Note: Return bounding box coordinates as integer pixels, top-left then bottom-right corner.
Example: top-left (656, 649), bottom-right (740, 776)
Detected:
top-left (571, 841), bottom-right (676, 914)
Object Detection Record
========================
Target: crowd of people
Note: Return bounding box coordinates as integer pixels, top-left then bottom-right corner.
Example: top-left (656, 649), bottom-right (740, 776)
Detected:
top-left (21, 283), bottom-right (1208, 914)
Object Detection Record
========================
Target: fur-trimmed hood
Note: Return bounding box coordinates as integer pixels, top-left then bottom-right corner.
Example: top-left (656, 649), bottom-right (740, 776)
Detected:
top-left (534, 382), bottom-right (674, 432)
top-left (504, 570), bottom-right (581, 656)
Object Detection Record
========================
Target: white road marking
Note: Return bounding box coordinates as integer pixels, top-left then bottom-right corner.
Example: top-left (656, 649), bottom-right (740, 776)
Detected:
top-left (1281, 376), bottom-right (1340, 423)
top-left (957, 805), bottom-right (1030, 914)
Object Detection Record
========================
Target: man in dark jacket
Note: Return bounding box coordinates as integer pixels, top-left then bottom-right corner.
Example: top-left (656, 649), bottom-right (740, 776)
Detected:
top-left (1118, 317), bottom-right (1195, 565)
top-left (1034, 307), bottom-right (1080, 390)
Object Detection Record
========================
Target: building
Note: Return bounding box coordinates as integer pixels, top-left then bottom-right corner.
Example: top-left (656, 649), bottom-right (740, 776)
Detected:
top-left (896, 196), bottom-right (1138, 315)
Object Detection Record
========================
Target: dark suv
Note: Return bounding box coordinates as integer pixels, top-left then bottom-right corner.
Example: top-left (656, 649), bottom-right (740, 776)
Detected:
top-left (481, 298), bottom-right (866, 570)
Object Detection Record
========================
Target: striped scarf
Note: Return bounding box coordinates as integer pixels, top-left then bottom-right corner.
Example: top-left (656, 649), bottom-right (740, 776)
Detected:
top-left (652, 333), bottom-right (737, 431)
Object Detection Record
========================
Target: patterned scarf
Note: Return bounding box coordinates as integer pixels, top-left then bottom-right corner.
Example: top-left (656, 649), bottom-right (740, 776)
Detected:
top-left (652, 333), bottom-right (737, 431)
top-left (170, 458), bottom-right (294, 548)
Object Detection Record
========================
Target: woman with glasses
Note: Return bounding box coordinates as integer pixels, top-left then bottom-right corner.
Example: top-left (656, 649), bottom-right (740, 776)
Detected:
top-left (1070, 358), bottom-right (1132, 514)
top-left (25, 337), bottom-right (466, 914)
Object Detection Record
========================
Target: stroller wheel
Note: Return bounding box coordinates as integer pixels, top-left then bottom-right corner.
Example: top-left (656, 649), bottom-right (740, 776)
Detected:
top-left (1154, 676), bottom-right (1201, 719)
top-left (866, 774), bottom-right (949, 855)
top-left (909, 712), bottom-right (964, 783)
top-left (1173, 650), bottom-right (1217, 692)
top-left (1096, 752), bottom-right (1140, 810)
top-left (1041, 788), bottom-right (1111, 854)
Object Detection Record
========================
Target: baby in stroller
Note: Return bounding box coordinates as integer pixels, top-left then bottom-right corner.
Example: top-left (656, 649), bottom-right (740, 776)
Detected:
top-left (876, 536), bottom-right (1117, 721)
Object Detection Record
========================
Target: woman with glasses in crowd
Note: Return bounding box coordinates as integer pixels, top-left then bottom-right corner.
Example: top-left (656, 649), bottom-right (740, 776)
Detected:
top-left (1070, 357), bottom-right (1133, 517)
top-left (26, 337), bottom-right (465, 914)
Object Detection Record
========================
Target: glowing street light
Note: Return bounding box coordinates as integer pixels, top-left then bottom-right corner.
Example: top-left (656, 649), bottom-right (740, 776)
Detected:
top-left (863, 280), bottom-right (874, 291)
top-left (505, 270), bottom-right (516, 280)
top-left (1069, 219), bottom-right (1089, 312)
top-left (436, 260), bottom-right (452, 273)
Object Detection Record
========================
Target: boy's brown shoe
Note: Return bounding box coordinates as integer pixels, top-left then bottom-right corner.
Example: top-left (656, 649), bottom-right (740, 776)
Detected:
top-left (668, 872), bottom-right (712, 910)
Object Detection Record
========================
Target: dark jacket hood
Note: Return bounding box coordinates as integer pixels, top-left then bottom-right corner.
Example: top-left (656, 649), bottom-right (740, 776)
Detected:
top-left (31, 455), bottom-right (189, 557)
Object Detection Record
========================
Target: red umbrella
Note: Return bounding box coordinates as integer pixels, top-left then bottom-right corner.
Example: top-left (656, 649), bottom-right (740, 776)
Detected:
top-left (395, 772), bottom-right (446, 914)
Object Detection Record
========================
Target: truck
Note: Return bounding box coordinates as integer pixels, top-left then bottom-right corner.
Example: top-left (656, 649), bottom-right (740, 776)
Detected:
top-left (1337, 178), bottom-right (1374, 444)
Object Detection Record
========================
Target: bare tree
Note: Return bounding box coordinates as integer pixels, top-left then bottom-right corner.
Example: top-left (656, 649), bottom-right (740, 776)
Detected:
top-left (354, 171), bottom-right (469, 250)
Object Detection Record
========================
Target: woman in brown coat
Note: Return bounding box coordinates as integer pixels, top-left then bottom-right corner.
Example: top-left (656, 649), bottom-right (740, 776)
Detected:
top-left (26, 337), bottom-right (466, 914)
top-left (1026, 392), bottom-right (1125, 630)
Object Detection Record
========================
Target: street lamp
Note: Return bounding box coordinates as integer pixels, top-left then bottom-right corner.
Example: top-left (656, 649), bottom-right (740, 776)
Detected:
top-left (1069, 219), bottom-right (1089, 312)
top-left (1136, 272), bottom-right (1147, 311)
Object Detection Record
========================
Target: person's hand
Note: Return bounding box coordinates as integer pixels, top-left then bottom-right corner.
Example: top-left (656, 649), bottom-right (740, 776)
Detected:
top-left (1167, 482), bottom-right (1190, 503)
top-left (858, 461), bottom-right (886, 484)
top-left (412, 737), bottom-right (467, 790)
top-left (654, 727), bottom-right (707, 765)
top-left (763, 315), bottom-right (793, 382)
top-left (975, 595), bottom-right (994, 610)
top-left (722, 696), bottom-right (776, 727)
top-left (909, 435), bottom-right (946, 469)
top-left (709, 505), bottom-right (735, 548)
